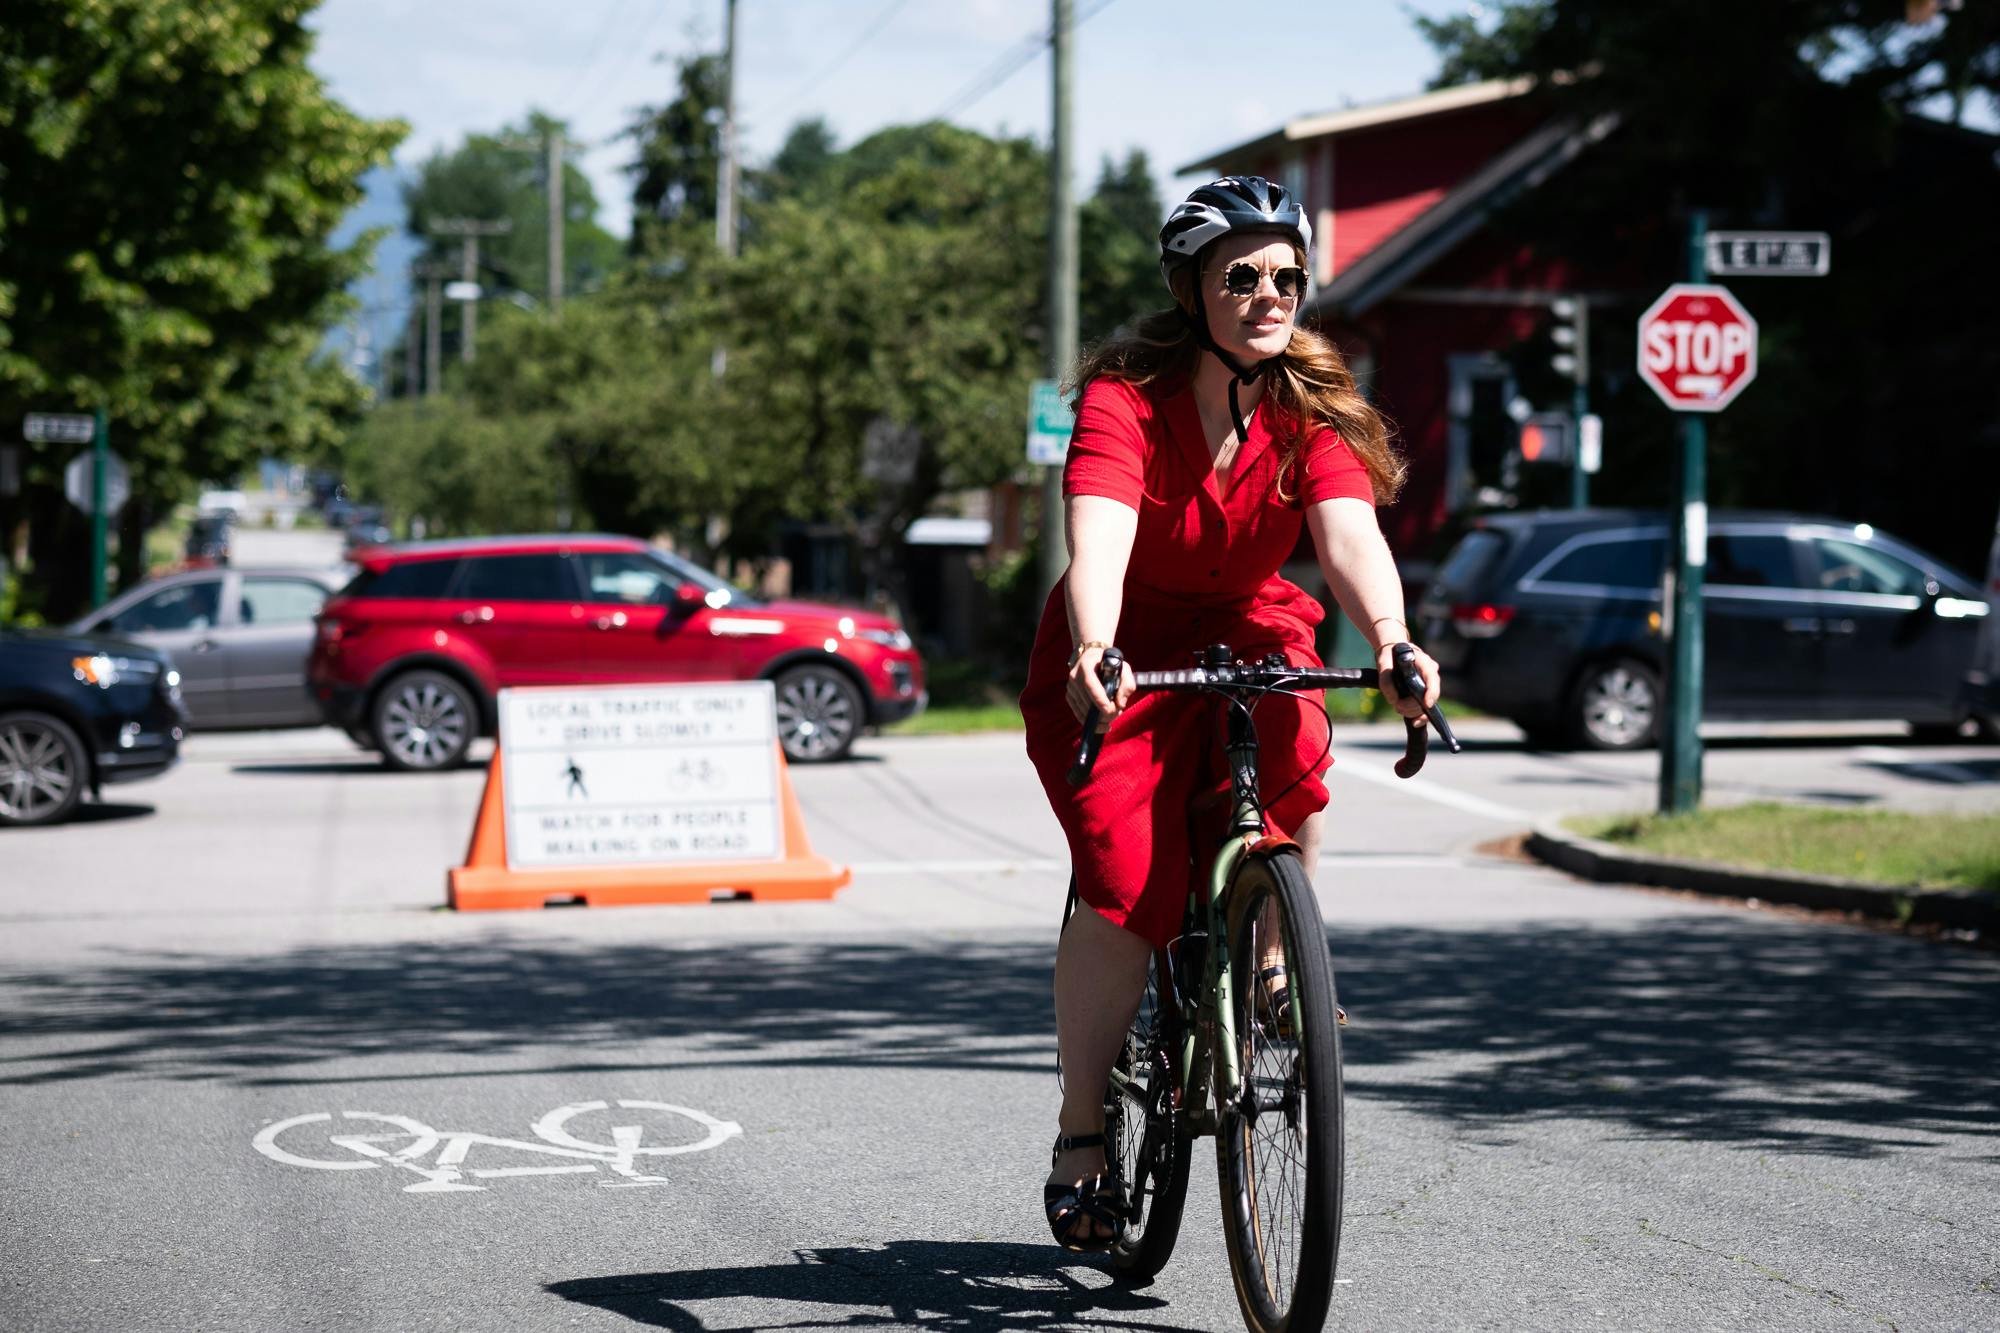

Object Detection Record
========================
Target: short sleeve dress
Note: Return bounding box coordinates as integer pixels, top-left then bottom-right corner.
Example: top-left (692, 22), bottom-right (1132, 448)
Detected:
top-left (1020, 374), bottom-right (1376, 947)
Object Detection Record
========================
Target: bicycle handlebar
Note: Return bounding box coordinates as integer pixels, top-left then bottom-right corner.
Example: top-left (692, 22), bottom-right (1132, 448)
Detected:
top-left (1066, 641), bottom-right (1460, 788)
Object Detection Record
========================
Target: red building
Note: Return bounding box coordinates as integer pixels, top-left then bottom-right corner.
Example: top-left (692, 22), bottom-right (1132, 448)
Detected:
top-left (1181, 77), bottom-right (1626, 568)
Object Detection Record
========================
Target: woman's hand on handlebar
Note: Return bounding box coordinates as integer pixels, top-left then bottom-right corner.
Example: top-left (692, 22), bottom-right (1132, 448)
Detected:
top-left (1066, 644), bottom-right (1134, 728)
top-left (1376, 641), bottom-right (1442, 721)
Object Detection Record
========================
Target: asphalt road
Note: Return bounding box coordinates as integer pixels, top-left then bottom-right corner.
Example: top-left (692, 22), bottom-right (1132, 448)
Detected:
top-left (2, 722), bottom-right (1996, 1332)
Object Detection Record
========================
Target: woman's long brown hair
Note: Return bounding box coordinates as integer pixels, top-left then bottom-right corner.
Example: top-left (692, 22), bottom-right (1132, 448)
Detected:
top-left (1064, 259), bottom-right (1405, 505)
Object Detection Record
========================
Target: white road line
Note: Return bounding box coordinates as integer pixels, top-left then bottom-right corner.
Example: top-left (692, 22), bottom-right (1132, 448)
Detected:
top-left (1334, 757), bottom-right (1536, 825)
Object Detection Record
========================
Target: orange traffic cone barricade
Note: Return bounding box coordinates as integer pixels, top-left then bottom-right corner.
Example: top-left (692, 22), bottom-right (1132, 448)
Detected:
top-left (447, 684), bottom-right (850, 912)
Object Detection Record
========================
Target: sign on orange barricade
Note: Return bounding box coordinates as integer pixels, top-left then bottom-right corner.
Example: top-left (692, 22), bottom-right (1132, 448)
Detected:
top-left (448, 681), bottom-right (850, 911)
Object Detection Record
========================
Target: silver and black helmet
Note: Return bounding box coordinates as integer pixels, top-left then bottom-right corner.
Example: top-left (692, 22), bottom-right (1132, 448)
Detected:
top-left (1159, 175), bottom-right (1312, 293)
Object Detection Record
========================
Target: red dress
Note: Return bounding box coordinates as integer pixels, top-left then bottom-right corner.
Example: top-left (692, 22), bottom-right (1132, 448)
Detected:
top-left (1021, 375), bottom-right (1376, 947)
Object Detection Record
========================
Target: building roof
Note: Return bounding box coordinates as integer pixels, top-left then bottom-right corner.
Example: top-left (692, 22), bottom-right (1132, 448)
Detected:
top-left (1176, 77), bottom-right (1536, 177)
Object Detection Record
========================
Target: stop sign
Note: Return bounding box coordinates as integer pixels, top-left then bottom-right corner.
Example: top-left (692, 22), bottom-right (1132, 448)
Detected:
top-left (1637, 283), bottom-right (1758, 412)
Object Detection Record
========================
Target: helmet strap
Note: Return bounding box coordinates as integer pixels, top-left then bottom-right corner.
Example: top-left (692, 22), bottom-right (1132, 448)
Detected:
top-left (1183, 285), bottom-right (1269, 446)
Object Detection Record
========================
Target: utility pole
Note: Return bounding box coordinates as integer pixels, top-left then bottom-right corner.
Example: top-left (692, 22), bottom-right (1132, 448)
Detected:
top-left (716, 0), bottom-right (739, 260)
top-left (429, 218), bottom-right (511, 364)
top-left (1038, 0), bottom-right (1078, 601)
top-left (404, 304), bottom-right (420, 398)
top-left (422, 264), bottom-right (444, 397)
top-left (546, 127), bottom-right (565, 313)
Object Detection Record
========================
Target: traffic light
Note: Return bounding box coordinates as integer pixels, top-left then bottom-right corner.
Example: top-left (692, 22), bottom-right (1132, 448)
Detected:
top-left (1549, 296), bottom-right (1587, 383)
top-left (1517, 412), bottom-right (1575, 465)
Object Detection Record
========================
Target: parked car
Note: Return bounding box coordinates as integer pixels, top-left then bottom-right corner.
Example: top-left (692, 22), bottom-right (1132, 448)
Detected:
top-left (0, 628), bottom-right (186, 826)
top-left (71, 567), bottom-right (347, 729)
top-left (1963, 504), bottom-right (2000, 732)
top-left (1418, 509), bottom-right (1991, 749)
top-left (308, 534), bottom-right (928, 770)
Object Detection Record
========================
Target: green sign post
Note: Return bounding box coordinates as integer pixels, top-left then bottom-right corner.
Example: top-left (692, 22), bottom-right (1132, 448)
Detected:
top-left (25, 410), bottom-right (111, 606)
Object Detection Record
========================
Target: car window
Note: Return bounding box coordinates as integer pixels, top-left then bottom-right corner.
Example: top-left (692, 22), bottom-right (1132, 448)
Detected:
top-left (456, 554), bottom-right (578, 602)
top-left (1536, 536), bottom-right (1665, 591)
top-left (651, 547), bottom-right (763, 608)
top-left (240, 577), bottom-right (328, 626)
top-left (342, 559), bottom-right (460, 600)
top-left (1808, 538), bottom-right (1926, 596)
top-left (1430, 530), bottom-right (1507, 598)
top-left (110, 581), bottom-right (220, 633)
top-left (578, 552), bottom-right (677, 605)
top-left (1707, 534), bottom-right (1799, 588)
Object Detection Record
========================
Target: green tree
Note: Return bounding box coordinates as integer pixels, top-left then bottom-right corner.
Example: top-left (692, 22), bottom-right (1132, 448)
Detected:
top-left (0, 0), bottom-right (404, 617)
top-left (401, 113), bottom-right (621, 364)
top-left (626, 53), bottom-right (726, 258)
top-left (1079, 149), bottom-right (1163, 344)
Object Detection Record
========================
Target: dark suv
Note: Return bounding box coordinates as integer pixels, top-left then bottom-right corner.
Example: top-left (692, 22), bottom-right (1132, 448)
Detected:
top-left (308, 534), bottom-right (926, 769)
top-left (1418, 509), bottom-right (1991, 749)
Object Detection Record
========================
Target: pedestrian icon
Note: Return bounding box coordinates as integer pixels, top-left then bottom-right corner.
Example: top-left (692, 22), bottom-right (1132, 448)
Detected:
top-left (563, 756), bottom-right (587, 800)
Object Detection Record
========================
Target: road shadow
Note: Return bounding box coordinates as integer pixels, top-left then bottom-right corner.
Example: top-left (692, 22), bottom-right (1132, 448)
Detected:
top-left (0, 917), bottom-right (1992, 1157)
top-left (547, 1242), bottom-right (1184, 1332)
top-left (64, 801), bottom-right (156, 825)
top-left (230, 760), bottom-right (410, 776)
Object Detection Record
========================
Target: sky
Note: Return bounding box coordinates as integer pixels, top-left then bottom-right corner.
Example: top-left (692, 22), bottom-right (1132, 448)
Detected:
top-left (308, 0), bottom-right (1467, 238)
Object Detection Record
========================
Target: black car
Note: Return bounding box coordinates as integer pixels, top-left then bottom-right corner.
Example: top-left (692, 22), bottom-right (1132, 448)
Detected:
top-left (1418, 509), bottom-right (1992, 749)
top-left (0, 628), bottom-right (187, 826)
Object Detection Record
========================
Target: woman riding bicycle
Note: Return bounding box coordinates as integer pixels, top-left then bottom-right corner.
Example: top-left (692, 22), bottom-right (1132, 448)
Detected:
top-left (1022, 175), bottom-right (1443, 1252)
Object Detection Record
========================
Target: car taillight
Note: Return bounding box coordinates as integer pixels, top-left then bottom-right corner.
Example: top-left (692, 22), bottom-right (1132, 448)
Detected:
top-left (315, 618), bottom-right (361, 646)
top-left (1450, 603), bottom-right (1515, 639)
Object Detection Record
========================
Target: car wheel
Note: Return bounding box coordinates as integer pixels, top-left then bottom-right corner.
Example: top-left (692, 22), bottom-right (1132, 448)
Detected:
top-left (0, 711), bottom-right (88, 827)
top-left (372, 670), bottom-right (477, 772)
top-left (773, 664), bottom-right (864, 763)
top-left (1569, 659), bottom-right (1661, 751)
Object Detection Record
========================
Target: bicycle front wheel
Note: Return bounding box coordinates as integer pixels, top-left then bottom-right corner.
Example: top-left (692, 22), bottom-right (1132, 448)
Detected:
top-left (1215, 849), bottom-right (1344, 1333)
top-left (1107, 948), bottom-right (1192, 1281)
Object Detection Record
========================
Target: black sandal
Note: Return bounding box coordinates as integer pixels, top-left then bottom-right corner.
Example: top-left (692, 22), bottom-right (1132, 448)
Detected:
top-left (1043, 1132), bottom-right (1127, 1253)
top-left (1256, 964), bottom-right (1346, 1036)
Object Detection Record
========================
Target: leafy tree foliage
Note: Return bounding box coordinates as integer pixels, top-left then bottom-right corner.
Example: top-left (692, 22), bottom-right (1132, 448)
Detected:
top-left (0, 0), bottom-right (403, 617)
top-left (1080, 150), bottom-right (1164, 344)
top-left (626, 53), bottom-right (726, 258)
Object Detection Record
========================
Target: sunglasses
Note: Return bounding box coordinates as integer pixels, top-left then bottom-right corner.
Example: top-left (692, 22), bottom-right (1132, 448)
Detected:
top-left (1219, 261), bottom-right (1308, 300)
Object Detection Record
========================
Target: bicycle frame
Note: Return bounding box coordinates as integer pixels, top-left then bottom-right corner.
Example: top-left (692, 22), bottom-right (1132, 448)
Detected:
top-left (1163, 689), bottom-right (1289, 1138)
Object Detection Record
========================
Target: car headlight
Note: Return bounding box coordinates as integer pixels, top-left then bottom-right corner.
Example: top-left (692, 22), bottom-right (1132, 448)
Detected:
top-left (858, 627), bottom-right (913, 651)
top-left (71, 654), bottom-right (162, 688)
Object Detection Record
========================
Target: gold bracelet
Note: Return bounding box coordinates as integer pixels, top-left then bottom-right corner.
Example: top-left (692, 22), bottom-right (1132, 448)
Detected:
top-left (1067, 640), bottom-right (1113, 669)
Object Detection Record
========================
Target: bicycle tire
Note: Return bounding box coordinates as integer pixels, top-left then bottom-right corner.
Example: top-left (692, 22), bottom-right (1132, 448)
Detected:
top-left (1215, 849), bottom-right (1344, 1333)
top-left (1107, 948), bottom-right (1193, 1281)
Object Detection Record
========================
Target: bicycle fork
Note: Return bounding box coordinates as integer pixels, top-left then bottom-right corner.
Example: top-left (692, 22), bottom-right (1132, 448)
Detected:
top-left (1188, 691), bottom-right (1271, 1128)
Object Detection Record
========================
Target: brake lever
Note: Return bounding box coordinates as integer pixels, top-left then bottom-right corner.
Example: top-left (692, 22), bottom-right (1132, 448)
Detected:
top-left (1388, 642), bottom-right (1461, 777)
top-left (1066, 647), bottom-right (1126, 788)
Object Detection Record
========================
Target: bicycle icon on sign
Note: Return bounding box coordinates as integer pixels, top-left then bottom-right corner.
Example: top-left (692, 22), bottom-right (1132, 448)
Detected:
top-left (253, 1099), bottom-right (741, 1194)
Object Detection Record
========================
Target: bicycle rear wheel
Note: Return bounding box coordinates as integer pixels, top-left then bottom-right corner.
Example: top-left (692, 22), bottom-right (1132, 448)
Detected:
top-left (1215, 849), bottom-right (1344, 1333)
top-left (1107, 948), bottom-right (1192, 1281)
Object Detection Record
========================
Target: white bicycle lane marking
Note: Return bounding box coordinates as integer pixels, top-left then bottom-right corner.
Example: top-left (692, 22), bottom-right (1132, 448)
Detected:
top-left (253, 1099), bottom-right (742, 1194)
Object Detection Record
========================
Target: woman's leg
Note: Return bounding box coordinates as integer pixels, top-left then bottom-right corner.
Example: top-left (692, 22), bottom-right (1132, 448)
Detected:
top-left (1049, 902), bottom-right (1153, 1238)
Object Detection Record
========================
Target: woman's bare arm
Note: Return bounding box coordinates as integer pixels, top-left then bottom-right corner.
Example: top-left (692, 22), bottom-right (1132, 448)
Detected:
top-left (1306, 497), bottom-right (1441, 715)
top-left (1064, 494), bottom-right (1139, 722)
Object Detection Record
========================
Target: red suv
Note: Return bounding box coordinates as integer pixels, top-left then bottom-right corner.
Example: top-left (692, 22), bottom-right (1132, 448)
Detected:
top-left (308, 534), bottom-right (925, 769)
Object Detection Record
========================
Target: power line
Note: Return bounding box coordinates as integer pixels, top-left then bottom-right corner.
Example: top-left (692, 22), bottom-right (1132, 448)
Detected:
top-left (549, 0), bottom-right (644, 115)
top-left (930, 0), bottom-right (1118, 123)
top-left (766, 0), bottom-right (914, 122)
top-left (562, 0), bottom-right (685, 128)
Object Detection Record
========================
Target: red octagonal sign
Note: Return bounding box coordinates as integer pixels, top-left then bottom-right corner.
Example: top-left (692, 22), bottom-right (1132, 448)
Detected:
top-left (1637, 283), bottom-right (1759, 412)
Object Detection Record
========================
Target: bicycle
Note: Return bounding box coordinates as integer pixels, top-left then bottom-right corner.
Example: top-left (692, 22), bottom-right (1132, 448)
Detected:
top-left (1064, 641), bottom-right (1458, 1333)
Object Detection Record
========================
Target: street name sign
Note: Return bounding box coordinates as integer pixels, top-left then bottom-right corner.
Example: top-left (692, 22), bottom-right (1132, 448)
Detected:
top-left (1704, 230), bottom-right (1830, 277)
top-left (63, 450), bottom-right (129, 515)
top-left (1637, 284), bottom-right (1759, 413)
top-left (23, 413), bottom-right (95, 444)
top-left (499, 682), bottom-right (784, 870)
top-left (1025, 379), bottom-right (1074, 466)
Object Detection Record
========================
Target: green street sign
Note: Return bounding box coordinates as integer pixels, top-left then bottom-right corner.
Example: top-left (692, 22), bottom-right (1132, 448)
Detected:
top-left (1025, 379), bottom-right (1074, 466)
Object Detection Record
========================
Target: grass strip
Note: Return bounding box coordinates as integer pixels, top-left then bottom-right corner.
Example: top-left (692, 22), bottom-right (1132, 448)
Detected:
top-left (882, 704), bottom-right (1025, 736)
top-left (1571, 801), bottom-right (2000, 893)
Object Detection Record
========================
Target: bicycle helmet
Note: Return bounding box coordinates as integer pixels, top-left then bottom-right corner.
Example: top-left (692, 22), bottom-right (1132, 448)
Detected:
top-left (1159, 175), bottom-right (1312, 293)
top-left (1158, 176), bottom-right (1313, 442)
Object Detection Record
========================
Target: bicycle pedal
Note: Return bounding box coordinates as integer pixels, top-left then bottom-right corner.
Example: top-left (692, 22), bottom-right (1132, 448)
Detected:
top-left (1337, 1006), bottom-right (1348, 1027)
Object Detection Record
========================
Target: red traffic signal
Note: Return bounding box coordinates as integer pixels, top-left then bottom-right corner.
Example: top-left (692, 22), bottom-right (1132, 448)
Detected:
top-left (1517, 412), bottom-right (1574, 465)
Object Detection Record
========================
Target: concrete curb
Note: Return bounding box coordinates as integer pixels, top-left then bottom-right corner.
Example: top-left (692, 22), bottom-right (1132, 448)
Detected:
top-left (1525, 820), bottom-right (1998, 932)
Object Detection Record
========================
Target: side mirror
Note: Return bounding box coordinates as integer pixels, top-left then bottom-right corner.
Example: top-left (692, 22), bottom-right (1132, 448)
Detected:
top-left (670, 582), bottom-right (707, 616)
